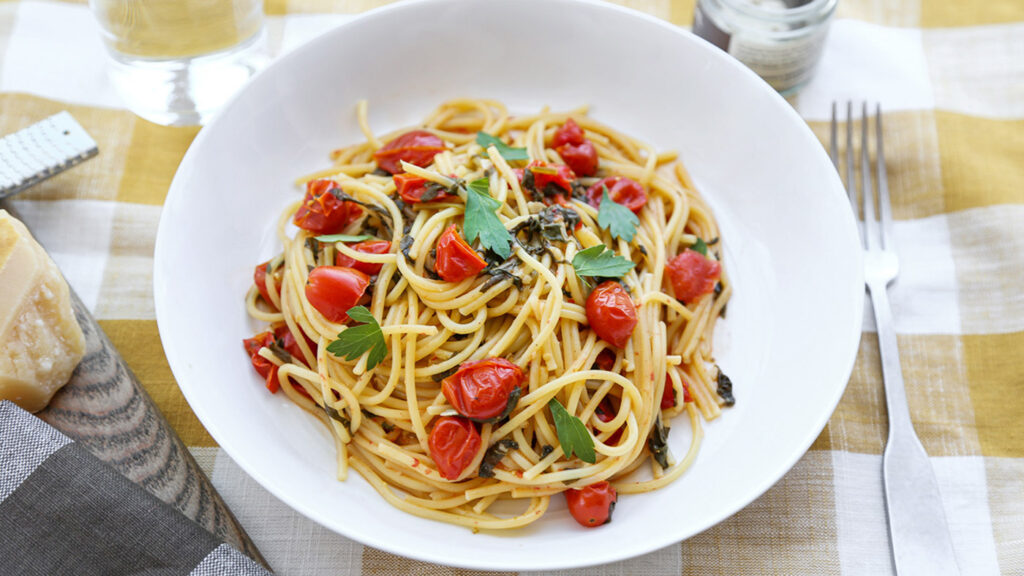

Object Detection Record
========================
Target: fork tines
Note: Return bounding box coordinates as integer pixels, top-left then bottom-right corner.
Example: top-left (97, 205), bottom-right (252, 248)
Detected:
top-left (830, 102), bottom-right (892, 250)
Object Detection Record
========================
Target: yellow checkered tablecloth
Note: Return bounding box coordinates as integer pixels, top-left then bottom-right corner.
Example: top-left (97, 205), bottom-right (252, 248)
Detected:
top-left (3, 0), bottom-right (1023, 573)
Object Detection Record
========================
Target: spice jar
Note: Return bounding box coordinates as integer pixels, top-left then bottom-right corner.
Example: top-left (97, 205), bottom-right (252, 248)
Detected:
top-left (693, 0), bottom-right (837, 95)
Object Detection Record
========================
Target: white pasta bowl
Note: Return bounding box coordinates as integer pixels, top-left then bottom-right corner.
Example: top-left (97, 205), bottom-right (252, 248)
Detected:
top-left (154, 0), bottom-right (862, 570)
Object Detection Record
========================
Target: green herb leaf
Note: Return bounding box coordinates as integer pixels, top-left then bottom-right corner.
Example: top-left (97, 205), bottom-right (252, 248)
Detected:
top-left (314, 233), bottom-right (375, 243)
top-left (326, 305), bottom-right (388, 370)
top-left (691, 237), bottom-right (708, 256)
top-left (464, 177), bottom-right (512, 260)
top-left (476, 131), bottom-right (529, 161)
top-left (548, 398), bottom-right (596, 464)
top-left (648, 416), bottom-right (671, 470)
top-left (597, 186), bottom-right (639, 242)
top-left (571, 244), bottom-right (635, 280)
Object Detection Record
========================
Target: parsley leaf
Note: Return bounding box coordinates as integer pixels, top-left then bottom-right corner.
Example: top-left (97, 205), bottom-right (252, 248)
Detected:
top-left (314, 233), bottom-right (375, 243)
top-left (597, 186), bottom-right (639, 242)
top-left (571, 245), bottom-right (635, 282)
top-left (548, 398), bottom-right (596, 464)
top-left (464, 177), bottom-right (512, 260)
top-left (691, 237), bottom-right (708, 256)
top-left (476, 131), bottom-right (529, 161)
top-left (326, 306), bottom-right (388, 370)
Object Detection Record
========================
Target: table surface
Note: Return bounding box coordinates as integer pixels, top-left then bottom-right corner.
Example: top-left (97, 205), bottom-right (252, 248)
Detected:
top-left (2, 0), bottom-right (1022, 574)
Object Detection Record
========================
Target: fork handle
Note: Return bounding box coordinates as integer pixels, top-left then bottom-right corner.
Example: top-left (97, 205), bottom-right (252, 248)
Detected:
top-left (868, 281), bottom-right (961, 576)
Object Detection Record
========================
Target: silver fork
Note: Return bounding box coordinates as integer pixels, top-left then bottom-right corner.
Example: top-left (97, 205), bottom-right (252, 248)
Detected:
top-left (830, 102), bottom-right (961, 576)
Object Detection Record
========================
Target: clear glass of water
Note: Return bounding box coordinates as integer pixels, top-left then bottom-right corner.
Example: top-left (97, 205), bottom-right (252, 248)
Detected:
top-left (89, 0), bottom-right (269, 126)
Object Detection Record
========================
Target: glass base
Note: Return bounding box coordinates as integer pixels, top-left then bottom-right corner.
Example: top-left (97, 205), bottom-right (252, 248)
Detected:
top-left (106, 29), bottom-right (269, 127)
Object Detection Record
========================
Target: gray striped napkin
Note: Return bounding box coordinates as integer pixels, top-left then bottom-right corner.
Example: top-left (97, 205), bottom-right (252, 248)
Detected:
top-left (0, 400), bottom-right (273, 576)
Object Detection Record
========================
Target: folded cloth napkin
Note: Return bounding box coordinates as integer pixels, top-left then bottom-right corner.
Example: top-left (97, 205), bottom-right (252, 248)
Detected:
top-left (0, 401), bottom-right (272, 576)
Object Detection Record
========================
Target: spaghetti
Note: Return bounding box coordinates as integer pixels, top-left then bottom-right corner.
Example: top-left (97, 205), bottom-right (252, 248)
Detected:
top-left (244, 99), bottom-right (733, 530)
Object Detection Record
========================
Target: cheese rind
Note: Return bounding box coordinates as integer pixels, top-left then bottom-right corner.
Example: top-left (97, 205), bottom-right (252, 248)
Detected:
top-left (0, 210), bottom-right (86, 413)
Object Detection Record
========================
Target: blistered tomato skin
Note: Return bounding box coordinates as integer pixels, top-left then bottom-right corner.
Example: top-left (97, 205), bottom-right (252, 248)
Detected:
top-left (442, 358), bottom-right (525, 421)
top-left (525, 161), bottom-right (577, 195)
top-left (585, 177), bottom-right (648, 213)
top-left (394, 173), bottom-right (454, 204)
top-left (334, 239), bottom-right (391, 275)
top-left (428, 416), bottom-right (482, 480)
top-left (242, 331), bottom-right (279, 391)
top-left (553, 119), bottom-right (598, 176)
top-left (374, 130), bottom-right (446, 174)
top-left (565, 481), bottom-right (618, 527)
top-left (665, 250), bottom-right (722, 303)
top-left (254, 261), bottom-right (277, 310)
top-left (585, 281), bottom-right (638, 349)
top-left (304, 266), bottom-right (371, 324)
top-left (293, 179), bottom-right (363, 234)
top-left (435, 224), bottom-right (487, 282)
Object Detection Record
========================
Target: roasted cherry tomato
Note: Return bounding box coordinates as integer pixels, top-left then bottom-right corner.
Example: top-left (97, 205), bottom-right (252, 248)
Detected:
top-left (585, 281), bottom-right (638, 349)
top-left (442, 358), bottom-right (525, 421)
top-left (305, 266), bottom-right (371, 324)
top-left (254, 261), bottom-right (279, 311)
top-left (585, 176), bottom-right (648, 214)
top-left (272, 325), bottom-right (309, 366)
top-left (593, 349), bottom-right (616, 372)
top-left (428, 416), bottom-right (482, 481)
top-left (334, 239), bottom-right (391, 275)
top-left (665, 250), bottom-right (721, 303)
top-left (661, 374), bottom-right (676, 410)
top-left (553, 119), bottom-right (598, 176)
top-left (393, 173), bottom-right (454, 204)
top-left (565, 481), bottom-right (618, 527)
top-left (243, 328), bottom-right (314, 395)
top-left (374, 130), bottom-right (446, 174)
top-left (293, 179), bottom-right (363, 234)
top-left (242, 331), bottom-right (280, 392)
top-left (525, 161), bottom-right (576, 196)
top-left (553, 117), bottom-right (585, 147)
top-left (557, 140), bottom-right (598, 177)
top-left (435, 224), bottom-right (487, 283)
top-left (594, 397), bottom-right (623, 446)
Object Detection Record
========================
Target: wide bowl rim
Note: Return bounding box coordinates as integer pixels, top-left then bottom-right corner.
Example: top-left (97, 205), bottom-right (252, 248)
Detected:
top-left (154, 0), bottom-right (864, 569)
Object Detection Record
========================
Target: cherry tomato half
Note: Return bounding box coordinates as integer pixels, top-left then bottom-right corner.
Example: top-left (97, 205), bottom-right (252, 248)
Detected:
top-left (305, 266), bottom-right (371, 324)
top-left (593, 349), bottom-right (616, 372)
top-left (393, 173), bottom-right (454, 204)
top-left (585, 176), bottom-right (648, 214)
top-left (565, 481), bottom-right (618, 527)
top-left (594, 397), bottom-right (623, 446)
top-left (334, 239), bottom-right (391, 275)
top-left (273, 325), bottom-right (313, 367)
top-left (442, 358), bottom-right (525, 421)
top-left (661, 374), bottom-right (676, 410)
top-left (553, 117), bottom-right (586, 147)
top-left (435, 224), bottom-right (487, 283)
top-left (585, 281), bottom-right (638, 349)
top-left (665, 250), bottom-right (721, 304)
top-left (557, 140), bottom-right (599, 178)
top-left (526, 161), bottom-right (576, 195)
top-left (242, 331), bottom-right (279, 392)
top-left (254, 261), bottom-right (279, 311)
top-left (553, 119), bottom-right (598, 176)
top-left (293, 179), bottom-right (363, 234)
top-left (374, 130), bottom-right (446, 174)
top-left (428, 416), bottom-right (482, 481)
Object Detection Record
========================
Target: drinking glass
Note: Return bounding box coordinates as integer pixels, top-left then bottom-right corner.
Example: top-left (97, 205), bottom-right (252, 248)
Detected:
top-left (90, 0), bottom-right (269, 126)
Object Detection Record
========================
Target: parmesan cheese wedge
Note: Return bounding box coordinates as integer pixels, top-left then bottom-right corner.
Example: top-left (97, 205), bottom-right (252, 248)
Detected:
top-left (0, 210), bottom-right (85, 412)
